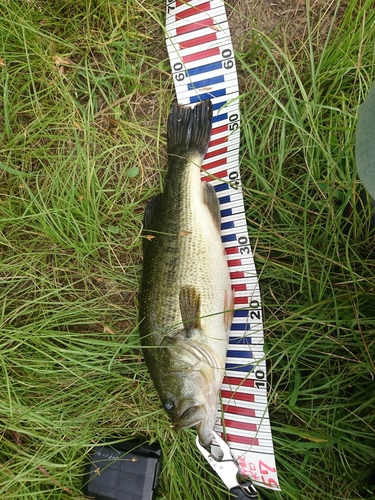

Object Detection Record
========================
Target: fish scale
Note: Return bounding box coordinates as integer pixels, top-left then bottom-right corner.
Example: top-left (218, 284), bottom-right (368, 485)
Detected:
top-left (142, 161), bottom-right (218, 335)
top-left (166, 0), bottom-right (280, 491)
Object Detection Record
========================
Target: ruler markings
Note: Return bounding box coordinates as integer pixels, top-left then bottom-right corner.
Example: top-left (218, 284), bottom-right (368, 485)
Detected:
top-left (221, 410), bottom-right (271, 429)
top-left (169, 46), bottom-right (235, 69)
top-left (212, 425), bottom-right (272, 439)
top-left (166, 0), bottom-right (279, 490)
top-left (203, 150), bottom-right (239, 167)
top-left (220, 197), bottom-right (246, 209)
top-left (167, 24), bottom-right (231, 49)
top-left (166, 6), bottom-right (225, 27)
top-left (179, 32), bottom-right (217, 48)
top-left (172, 5), bottom-right (226, 23)
top-left (175, 1), bottom-right (211, 20)
top-left (171, 30), bottom-right (231, 53)
top-left (221, 398), bottom-right (271, 412)
top-left (220, 425), bottom-right (273, 441)
top-left (171, 13), bottom-right (228, 36)
top-left (208, 132), bottom-right (238, 147)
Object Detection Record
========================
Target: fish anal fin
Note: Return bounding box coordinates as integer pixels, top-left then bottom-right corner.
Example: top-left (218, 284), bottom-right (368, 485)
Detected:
top-left (202, 182), bottom-right (221, 231)
top-left (179, 286), bottom-right (201, 338)
top-left (224, 288), bottom-right (235, 330)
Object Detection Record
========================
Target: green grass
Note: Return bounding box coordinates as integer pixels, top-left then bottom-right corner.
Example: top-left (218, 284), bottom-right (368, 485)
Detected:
top-left (0, 0), bottom-right (374, 499)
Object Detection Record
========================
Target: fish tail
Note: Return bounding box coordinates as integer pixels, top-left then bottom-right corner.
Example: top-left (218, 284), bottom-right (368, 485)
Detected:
top-left (167, 100), bottom-right (213, 158)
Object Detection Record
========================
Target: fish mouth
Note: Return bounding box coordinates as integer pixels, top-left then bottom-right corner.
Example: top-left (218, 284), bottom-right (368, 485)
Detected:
top-left (196, 418), bottom-right (215, 448)
top-left (171, 399), bottom-right (206, 431)
top-left (195, 398), bottom-right (217, 448)
top-left (171, 400), bottom-right (215, 448)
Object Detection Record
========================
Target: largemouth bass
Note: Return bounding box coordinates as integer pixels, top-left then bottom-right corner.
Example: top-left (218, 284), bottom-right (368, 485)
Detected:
top-left (139, 100), bottom-right (233, 447)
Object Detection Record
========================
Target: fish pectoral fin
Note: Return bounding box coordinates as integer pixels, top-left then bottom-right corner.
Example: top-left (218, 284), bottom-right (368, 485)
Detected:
top-left (179, 286), bottom-right (201, 337)
top-left (201, 182), bottom-right (221, 231)
top-left (224, 288), bottom-right (235, 330)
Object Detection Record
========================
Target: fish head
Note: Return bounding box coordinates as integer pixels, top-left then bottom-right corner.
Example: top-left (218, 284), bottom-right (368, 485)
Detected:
top-left (153, 339), bottom-right (224, 447)
top-left (161, 370), bottom-right (218, 447)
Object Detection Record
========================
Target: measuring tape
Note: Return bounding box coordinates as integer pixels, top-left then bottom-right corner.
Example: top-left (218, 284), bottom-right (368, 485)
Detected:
top-left (165, 0), bottom-right (280, 491)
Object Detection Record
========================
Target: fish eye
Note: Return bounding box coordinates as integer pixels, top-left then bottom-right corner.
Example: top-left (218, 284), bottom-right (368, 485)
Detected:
top-left (163, 400), bottom-right (174, 412)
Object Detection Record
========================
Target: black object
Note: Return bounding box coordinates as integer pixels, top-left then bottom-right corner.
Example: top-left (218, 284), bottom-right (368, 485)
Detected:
top-left (230, 485), bottom-right (258, 499)
top-left (82, 439), bottom-right (162, 500)
top-left (230, 484), bottom-right (268, 500)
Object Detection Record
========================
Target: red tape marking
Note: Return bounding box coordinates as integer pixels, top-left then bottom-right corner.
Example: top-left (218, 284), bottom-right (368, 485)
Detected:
top-left (183, 46), bottom-right (220, 63)
top-left (232, 283), bottom-right (246, 291)
top-left (205, 146), bottom-right (228, 159)
top-left (230, 271), bottom-right (245, 279)
top-left (179, 32), bottom-right (217, 49)
top-left (228, 259), bottom-right (242, 267)
top-left (235, 296), bottom-right (248, 305)
top-left (176, 18), bottom-right (214, 36)
top-left (176, 1), bottom-right (211, 20)
top-left (226, 433), bottom-right (259, 446)
top-left (223, 376), bottom-right (254, 387)
top-left (203, 157), bottom-right (227, 170)
top-left (223, 405), bottom-right (256, 417)
top-left (212, 124), bottom-right (228, 135)
top-left (202, 169), bottom-right (228, 182)
top-left (223, 418), bottom-right (257, 432)
top-left (221, 390), bottom-right (254, 402)
top-left (209, 135), bottom-right (228, 148)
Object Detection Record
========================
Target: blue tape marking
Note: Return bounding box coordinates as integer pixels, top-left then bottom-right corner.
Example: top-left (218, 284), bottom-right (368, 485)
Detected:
top-left (187, 75), bottom-right (225, 91)
top-left (220, 207), bottom-right (232, 217)
top-left (221, 220), bottom-right (235, 230)
top-left (230, 323), bottom-right (251, 331)
top-left (234, 310), bottom-right (249, 317)
top-left (227, 350), bottom-right (253, 358)
top-left (222, 233), bottom-right (236, 243)
top-left (212, 113), bottom-right (228, 123)
top-left (218, 195), bottom-right (231, 204)
top-left (212, 100), bottom-right (228, 111)
top-left (189, 88), bottom-right (226, 103)
top-left (186, 61), bottom-right (222, 77)
top-left (214, 183), bottom-right (229, 193)
top-left (225, 363), bottom-right (254, 372)
top-left (229, 336), bottom-right (252, 345)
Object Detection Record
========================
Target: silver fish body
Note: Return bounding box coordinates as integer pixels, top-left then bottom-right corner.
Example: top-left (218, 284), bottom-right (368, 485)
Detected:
top-left (139, 100), bottom-right (233, 447)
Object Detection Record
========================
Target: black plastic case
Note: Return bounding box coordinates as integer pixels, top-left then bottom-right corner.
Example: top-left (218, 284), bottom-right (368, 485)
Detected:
top-left (82, 439), bottom-right (162, 500)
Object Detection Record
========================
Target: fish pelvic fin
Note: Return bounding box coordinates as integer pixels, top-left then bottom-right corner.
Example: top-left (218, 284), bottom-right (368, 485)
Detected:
top-left (179, 285), bottom-right (201, 337)
top-left (167, 100), bottom-right (213, 159)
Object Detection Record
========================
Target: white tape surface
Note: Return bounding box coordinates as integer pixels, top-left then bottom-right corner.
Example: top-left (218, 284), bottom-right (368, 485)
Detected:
top-left (165, 0), bottom-right (280, 490)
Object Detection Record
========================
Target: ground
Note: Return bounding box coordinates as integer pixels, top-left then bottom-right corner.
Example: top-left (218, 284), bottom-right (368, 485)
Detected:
top-left (1, 1), bottom-right (374, 499)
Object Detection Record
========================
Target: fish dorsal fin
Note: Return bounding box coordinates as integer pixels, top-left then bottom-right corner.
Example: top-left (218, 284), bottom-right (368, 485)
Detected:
top-left (202, 182), bottom-right (221, 231)
top-left (143, 193), bottom-right (162, 230)
top-left (179, 286), bottom-right (201, 337)
top-left (142, 193), bottom-right (162, 252)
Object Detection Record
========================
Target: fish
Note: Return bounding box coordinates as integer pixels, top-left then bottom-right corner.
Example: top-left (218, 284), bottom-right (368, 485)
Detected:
top-left (139, 100), bottom-right (233, 447)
